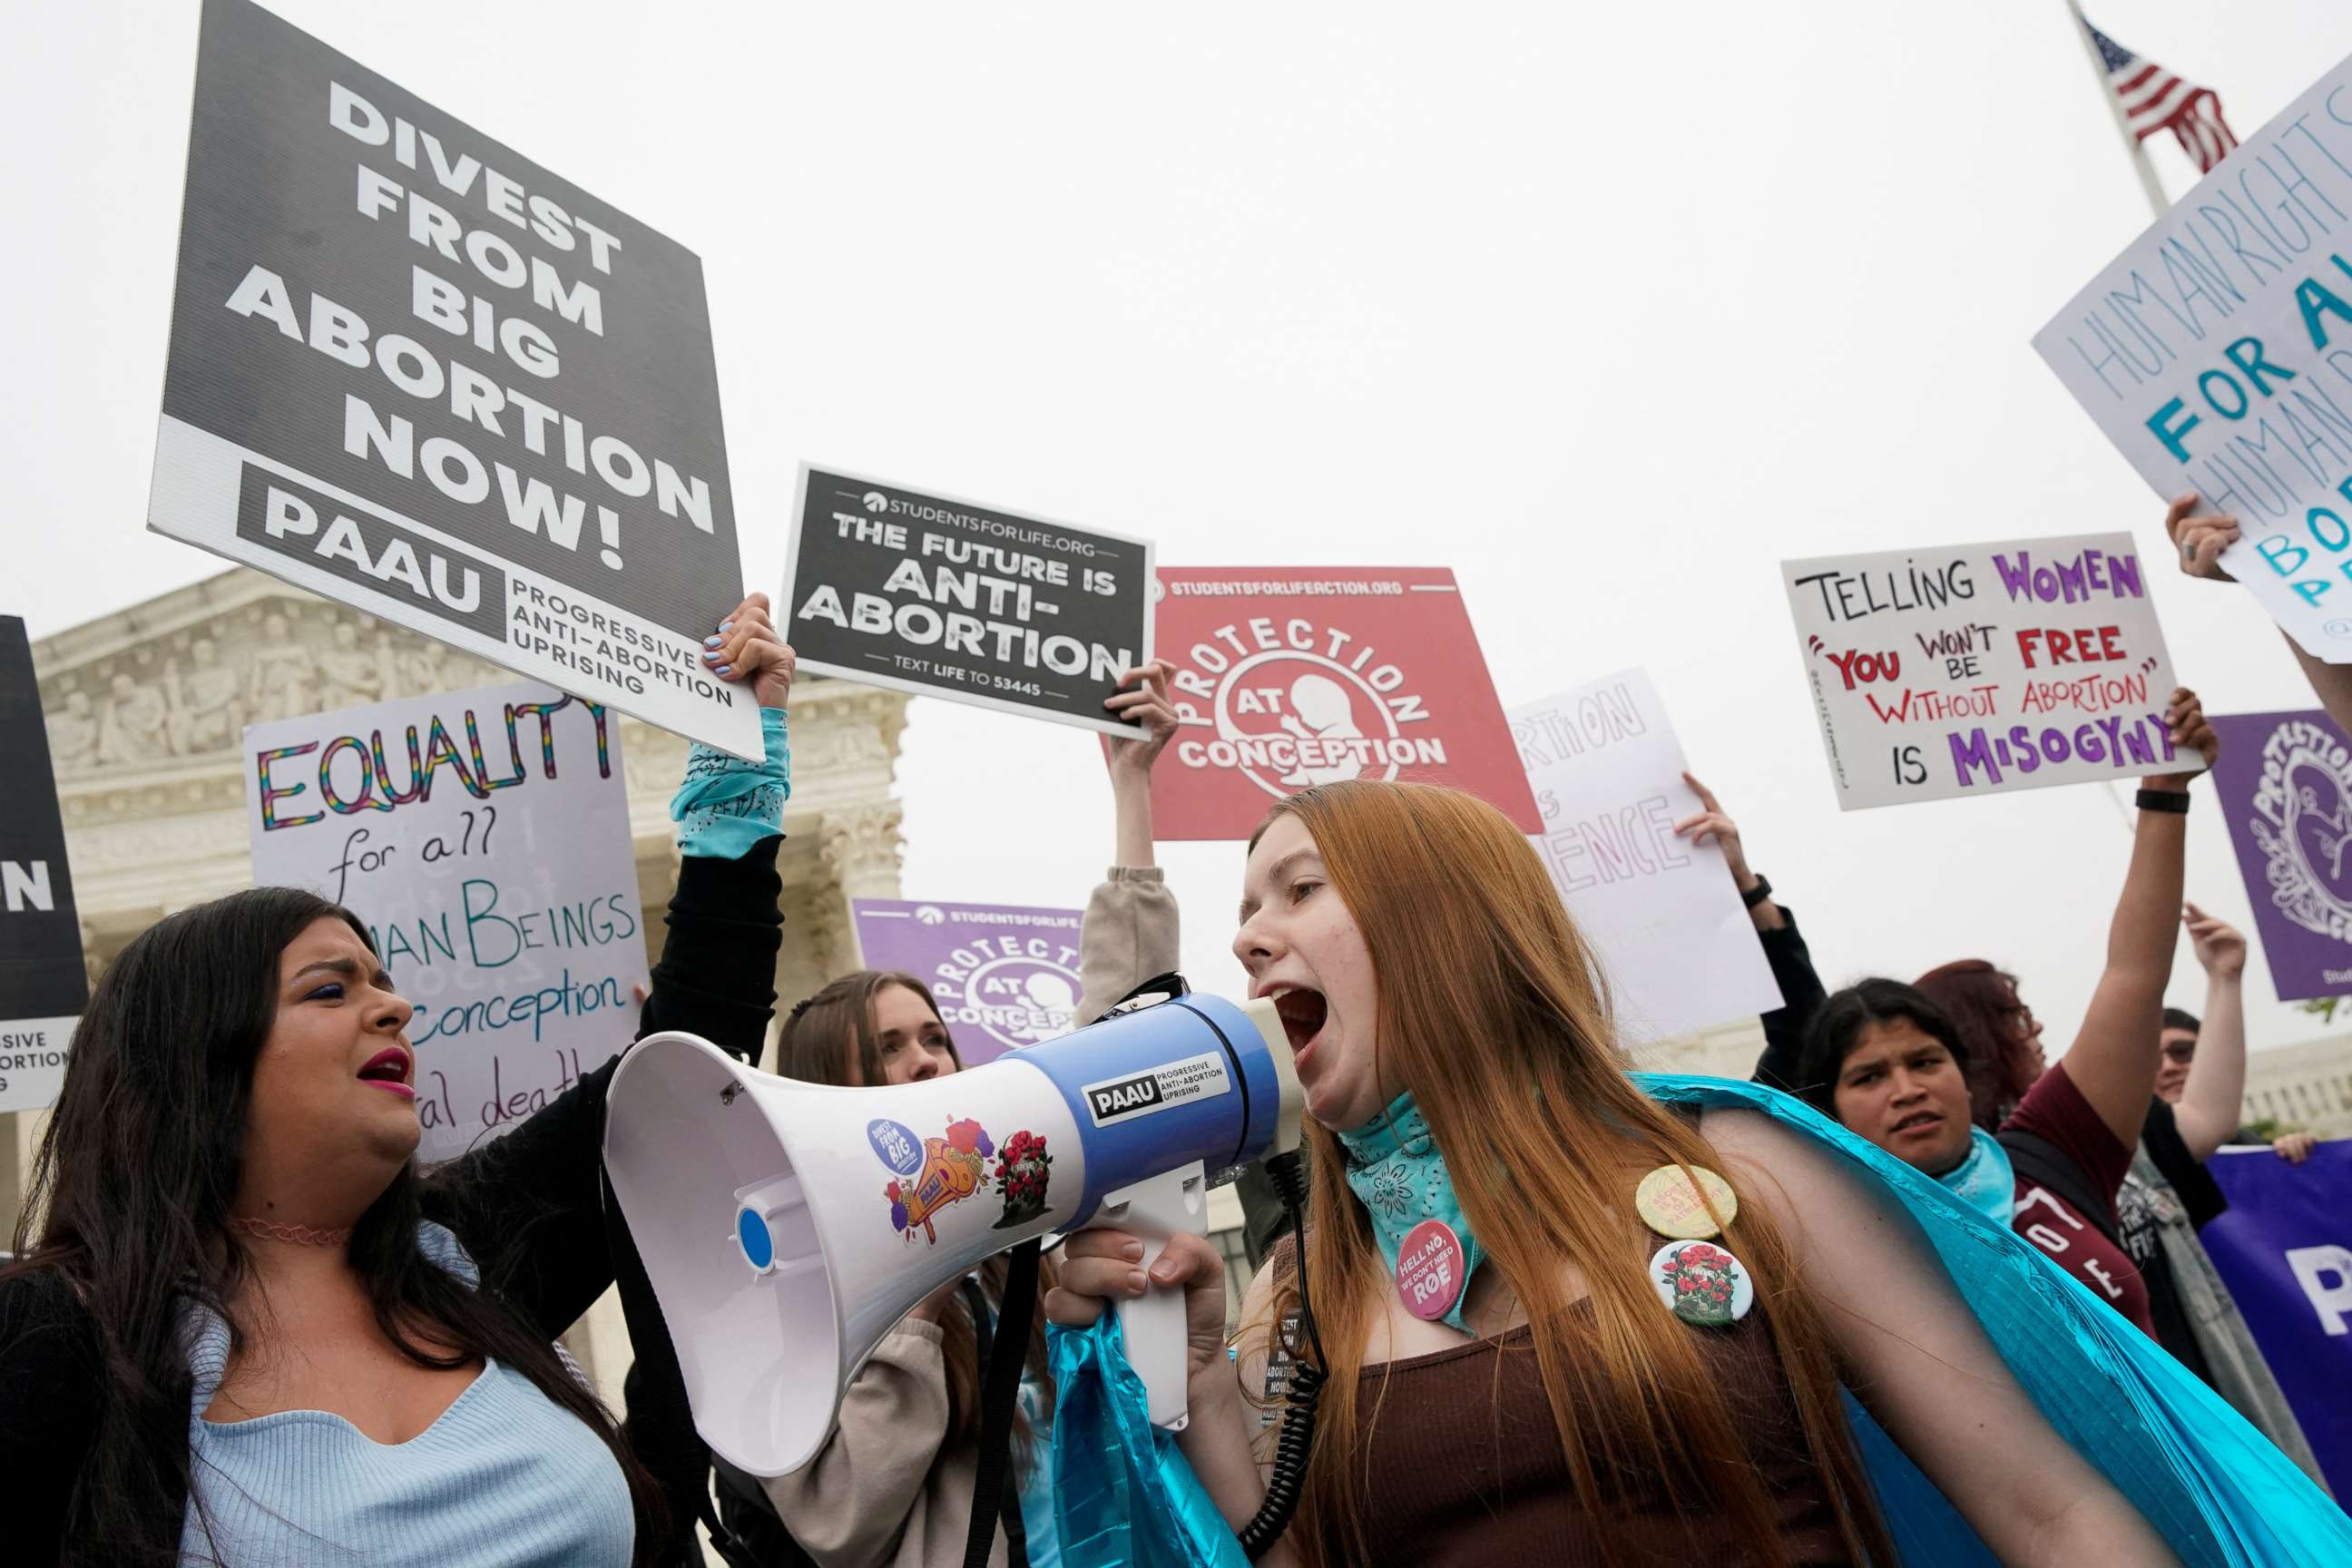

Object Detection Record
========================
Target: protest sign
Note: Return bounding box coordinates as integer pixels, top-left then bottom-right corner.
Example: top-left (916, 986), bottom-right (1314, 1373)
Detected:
top-left (852, 898), bottom-right (1084, 1066)
top-left (1509, 671), bottom-right (1782, 1039)
top-left (2210, 710), bottom-right (2352, 1000)
top-left (1781, 533), bottom-right (2190, 810)
top-left (785, 466), bottom-right (1152, 737)
top-left (2200, 1141), bottom-right (2352, 1498)
top-left (151, 0), bottom-right (757, 756)
top-left (245, 680), bottom-right (640, 1160)
top-left (2034, 50), bottom-right (2352, 663)
top-left (1150, 568), bottom-right (1540, 840)
top-left (0, 619), bottom-right (86, 1113)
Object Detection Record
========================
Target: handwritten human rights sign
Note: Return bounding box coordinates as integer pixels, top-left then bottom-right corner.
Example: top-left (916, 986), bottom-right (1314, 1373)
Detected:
top-left (2034, 50), bottom-right (2352, 663)
top-left (1150, 568), bottom-right (1540, 840)
top-left (785, 466), bottom-right (1152, 737)
top-left (151, 0), bottom-right (757, 756)
top-left (1782, 533), bottom-right (2190, 809)
top-left (852, 898), bottom-right (1083, 1066)
top-left (1510, 671), bottom-right (1781, 1041)
top-left (2210, 710), bottom-right (2352, 1000)
top-left (245, 680), bottom-right (640, 1160)
top-left (0, 619), bottom-right (86, 1113)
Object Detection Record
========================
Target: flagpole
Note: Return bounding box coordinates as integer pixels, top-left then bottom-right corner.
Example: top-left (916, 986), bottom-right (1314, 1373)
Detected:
top-left (2064, 0), bottom-right (2172, 220)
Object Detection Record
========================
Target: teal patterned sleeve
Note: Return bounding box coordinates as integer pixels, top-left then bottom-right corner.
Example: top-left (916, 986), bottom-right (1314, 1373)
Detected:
top-left (671, 706), bottom-right (790, 858)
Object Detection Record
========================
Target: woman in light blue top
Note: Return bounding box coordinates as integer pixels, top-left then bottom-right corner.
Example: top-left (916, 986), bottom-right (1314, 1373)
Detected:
top-left (0, 595), bottom-right (799, 1567)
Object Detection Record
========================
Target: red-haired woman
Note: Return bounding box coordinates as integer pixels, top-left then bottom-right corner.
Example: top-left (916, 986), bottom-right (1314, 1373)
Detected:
top-left (1046, 779), bottom-right (2181, 1566)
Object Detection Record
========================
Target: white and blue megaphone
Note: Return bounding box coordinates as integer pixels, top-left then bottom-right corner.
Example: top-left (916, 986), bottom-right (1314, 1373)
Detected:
top-left (603, 993), bottom-right (1303, 1477)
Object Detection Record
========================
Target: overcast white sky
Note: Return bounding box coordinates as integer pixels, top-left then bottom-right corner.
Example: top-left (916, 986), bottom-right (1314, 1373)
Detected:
top-left (11, 1), bottom-right (2352, 1057)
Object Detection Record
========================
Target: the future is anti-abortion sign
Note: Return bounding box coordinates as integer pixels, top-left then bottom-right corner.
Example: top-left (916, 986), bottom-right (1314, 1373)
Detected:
top-left (152, 0), bottom-right (758, 756)
top-left (853, 898), bottom-right (1084, 1066)
top-left (1510, 671), bottom-right (1781, 1041)
top-left (785, 466), bottom-right (1153, 737)
top-left (0, 619), bottom-right (87, 1114)
top-left (2035, 50), bottom-right (2352, 664)
top-left (1782, 533), bottom-right (2191, 809)
top-left (2210, 710), bottom-right (2352, 1001)
top-left (1149, 568), bottom-right (1540, 840)
top-left (245, 680), bottom-right (641, 1161)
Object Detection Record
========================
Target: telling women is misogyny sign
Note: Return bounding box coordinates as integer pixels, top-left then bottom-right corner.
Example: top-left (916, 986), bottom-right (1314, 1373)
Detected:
top-left (1149, 568), bottom-right (1540, 840)
top-left (852, 899), bottom-right (1084, 1066)
top-left (151, 0), bottom-right (758, 756)
top-left (1782, 533), bottom-right (2192, 809)
top-left (245, 681), bottom-right (642, 1161)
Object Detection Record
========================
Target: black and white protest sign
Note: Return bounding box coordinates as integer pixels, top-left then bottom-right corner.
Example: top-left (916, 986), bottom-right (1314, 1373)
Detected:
top-left (785, 466), bottom-right (1154, 736)
top-left (0, 618), bottom-right (87, 1113)
top-left (149, 0), bottom-right (759, 756)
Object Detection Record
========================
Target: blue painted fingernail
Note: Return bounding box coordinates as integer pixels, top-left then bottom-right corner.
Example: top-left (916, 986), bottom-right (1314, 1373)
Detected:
top-left (704, 635), bottom-right (721, 647)
top-left (715, 664), bottom-right (732, 675)
top-left (720, 621), bottom-right (734, 633)
top-left (702, 650), bottom-right (720, 662)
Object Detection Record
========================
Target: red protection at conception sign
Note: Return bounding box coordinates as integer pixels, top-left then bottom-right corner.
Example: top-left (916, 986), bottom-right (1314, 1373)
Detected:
top-left (1149, 567), bottom-right (1541, 841)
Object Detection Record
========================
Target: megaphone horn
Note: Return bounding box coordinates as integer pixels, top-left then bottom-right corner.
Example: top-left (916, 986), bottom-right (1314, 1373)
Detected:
top-left (603, 993), bottom-right (1303, 1477)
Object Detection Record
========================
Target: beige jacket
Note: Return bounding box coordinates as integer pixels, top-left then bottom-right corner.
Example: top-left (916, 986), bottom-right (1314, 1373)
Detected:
top-left (761, 867), bottom-right (1180, 1568)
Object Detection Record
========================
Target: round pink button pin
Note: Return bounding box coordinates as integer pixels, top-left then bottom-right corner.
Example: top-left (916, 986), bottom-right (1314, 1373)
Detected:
top-left (1396, 1219), bottom-right (1465, 1321)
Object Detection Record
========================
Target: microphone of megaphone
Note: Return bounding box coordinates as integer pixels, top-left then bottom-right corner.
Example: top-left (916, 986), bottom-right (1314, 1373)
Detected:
top-left (603, 992), bottom-right (1302, 1478)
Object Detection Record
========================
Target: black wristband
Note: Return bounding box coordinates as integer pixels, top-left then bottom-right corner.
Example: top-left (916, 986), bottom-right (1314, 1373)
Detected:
top-left (2135, 789), bottom-right (2191, 814)
top-left (1740, 873), bottom-right (1774, 908)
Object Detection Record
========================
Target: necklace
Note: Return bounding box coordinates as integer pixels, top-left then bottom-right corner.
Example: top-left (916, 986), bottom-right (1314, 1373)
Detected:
top-left (230, 1215), bottom-right (353, 1248)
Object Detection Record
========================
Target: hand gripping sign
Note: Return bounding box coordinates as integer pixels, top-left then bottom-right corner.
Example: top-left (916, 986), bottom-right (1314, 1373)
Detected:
top-left (1149, 568), bottom-right (1540, 840)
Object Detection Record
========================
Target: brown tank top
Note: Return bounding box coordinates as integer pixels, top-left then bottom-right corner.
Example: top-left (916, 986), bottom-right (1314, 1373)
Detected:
top-left (1343, 1302), bottom-right (1852, 1568)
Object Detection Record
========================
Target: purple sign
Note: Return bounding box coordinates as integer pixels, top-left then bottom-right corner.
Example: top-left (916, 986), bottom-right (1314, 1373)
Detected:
top-left (2200, 1142), bottom-right (2352, 1499)
top-left (2210, 710), bottom-right (2352, 1001)
top-left (852, 898), bottom-right (1083, 1066)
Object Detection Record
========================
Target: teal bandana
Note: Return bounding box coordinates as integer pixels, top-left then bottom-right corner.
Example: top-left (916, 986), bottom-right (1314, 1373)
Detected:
top-left (1936, 1125), bottom-right (2016, 1224)
top-left (1336, 1092), bottom-right (1486, 1333)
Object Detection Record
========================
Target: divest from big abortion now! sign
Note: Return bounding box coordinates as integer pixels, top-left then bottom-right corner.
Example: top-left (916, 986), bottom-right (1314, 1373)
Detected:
top-left (1150, 569), bottom-right (1540, 840)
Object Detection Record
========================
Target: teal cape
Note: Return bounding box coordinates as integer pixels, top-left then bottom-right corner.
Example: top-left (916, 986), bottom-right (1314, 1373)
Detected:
top-left (1047, 1075), bottom-right (2351, 1565)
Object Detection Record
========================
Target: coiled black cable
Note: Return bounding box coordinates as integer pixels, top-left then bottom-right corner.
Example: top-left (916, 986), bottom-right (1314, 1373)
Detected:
top-left (1238, 1148), bottom-right (1323, 1560)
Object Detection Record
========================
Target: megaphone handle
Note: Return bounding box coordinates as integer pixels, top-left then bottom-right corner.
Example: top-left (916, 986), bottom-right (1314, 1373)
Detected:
top-left (1096, 1161), bottom-right (1208, 1433)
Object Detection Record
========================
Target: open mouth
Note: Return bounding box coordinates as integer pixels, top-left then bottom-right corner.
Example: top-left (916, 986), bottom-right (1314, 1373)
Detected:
top-left (1267, 986), bottom-right (1328, 1060)
top-left (358, 1046), bottom-right (415, 1099)
top-left (1888, 1109), bottom-right (1942, 1137)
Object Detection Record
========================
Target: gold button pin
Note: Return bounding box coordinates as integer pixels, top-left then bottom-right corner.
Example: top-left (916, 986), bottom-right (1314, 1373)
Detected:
top-left (1634, 1164), bottom-right (1738, 1240)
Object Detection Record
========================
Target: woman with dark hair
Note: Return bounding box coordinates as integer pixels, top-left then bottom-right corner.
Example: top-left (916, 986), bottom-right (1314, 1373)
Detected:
top-left (1913, 959), bottom-right (2045, 1129)
top-left (0, 597), bottom-right (797, 1567)
top-left (741, 662), bottom-right (1181, 1568)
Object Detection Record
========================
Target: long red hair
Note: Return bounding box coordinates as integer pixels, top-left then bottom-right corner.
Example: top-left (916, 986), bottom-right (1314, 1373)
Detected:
top-left (1249, 781), bottom-right (1894, 1567)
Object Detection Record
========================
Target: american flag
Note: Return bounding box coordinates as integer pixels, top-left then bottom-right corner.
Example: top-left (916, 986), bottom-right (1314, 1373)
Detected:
top-left (2088, 21), bottom-right (2239, 173)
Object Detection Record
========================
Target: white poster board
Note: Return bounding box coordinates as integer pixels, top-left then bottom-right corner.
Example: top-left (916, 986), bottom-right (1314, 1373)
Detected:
top-left (1781, 532), bottom-right (2190, 809)
top-left (1509, 671), bottom-right (1782, 1041)
top-left (2034, 50), bottom-right (2352, 662)
top-left (245, 679), bottom-right (641, 1160)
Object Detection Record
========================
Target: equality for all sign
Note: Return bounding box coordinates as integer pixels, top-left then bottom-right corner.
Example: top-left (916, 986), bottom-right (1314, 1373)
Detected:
top-left (1150, 568), bottom-right (1540, 840)
top-left (1781, 533), bottom-right (2192, 810)
top-left (2034, 50), bottom-right (2352, 663)
top-left (245, 680), bottom-right (641, 1161)
top-left (2210, 710), bottom-right (2352, 1001)
top-left (852, 898), bottom-right (1083, 1067)
top-left (2200, 1142), bottom-right (2352, 1498)
top-left (1509, 671), bottom-right (1782, 1042)
top-left (786, 466), bottom-right (1153, 737)
top-left (0, 619), bottom-right (87, 1114)
top-left (150, 0), bottom-right (758, 756)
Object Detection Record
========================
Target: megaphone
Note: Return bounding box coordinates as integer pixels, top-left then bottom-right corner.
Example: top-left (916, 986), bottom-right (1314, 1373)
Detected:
top-left (603, 992), bottom-right (1303, 1477)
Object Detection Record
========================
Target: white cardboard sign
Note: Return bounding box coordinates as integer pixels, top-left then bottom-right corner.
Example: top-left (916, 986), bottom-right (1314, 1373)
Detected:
top-left (245, 679), bottom-right (642, 1160)
top-left (1781, 533), bottom-right (2190, 809)
top-left (1509, 671), bottom-right (1783, 1041)
top-left (2034, 49), bottom-right (2352, 662)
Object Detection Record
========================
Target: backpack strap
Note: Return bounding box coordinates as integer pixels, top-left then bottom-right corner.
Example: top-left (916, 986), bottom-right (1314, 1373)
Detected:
top-left (1998, 1127), bottom-right (2120, 1246)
